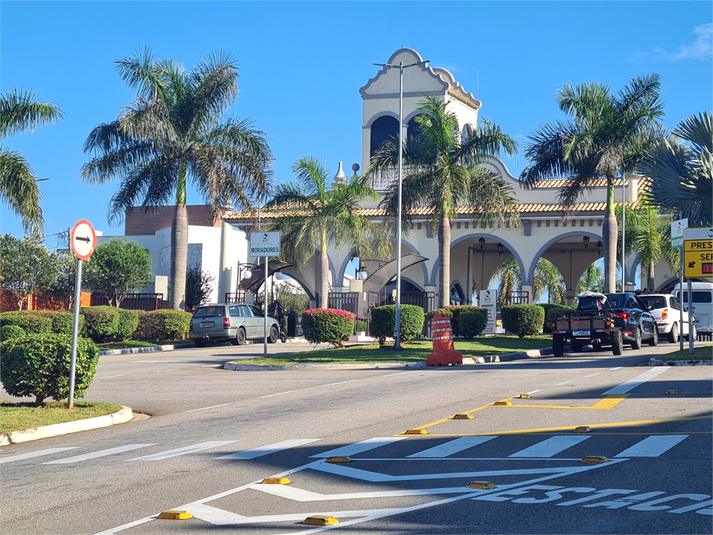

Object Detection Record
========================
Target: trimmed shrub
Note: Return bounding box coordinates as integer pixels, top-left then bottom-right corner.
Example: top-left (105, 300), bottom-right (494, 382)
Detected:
top-left (501, 304), bottom-right (545, 338)
top-left (116, 309), bottom-right (139, 341)
top-left (0, 333), bottom-right (99, 405)
top-left (457, 309), bottom-right (489, 339)
top-left (81, 306), bottom-right (121, 343)
top-left (356, 319), bottom-right (367, 333)
top-left (370, 305), bottom-right (425, 344)
top-left (541, 304), bottom-right (575, 333)
top-left (51, 311), bottom-right (84, 336)
top-left (136, 309), bottom-right (192, 341)
top-left (2, 324), bottom-right (26, 341)
top-left (426, 306), bottom-right (485, 338)
top-left (0, 311), bottom-right (53, 335)
top-left (302, 308), bottom-right (355, 348)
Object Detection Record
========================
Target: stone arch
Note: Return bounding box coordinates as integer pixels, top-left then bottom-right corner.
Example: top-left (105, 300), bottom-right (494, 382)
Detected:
top-left (407, 114), bottom-right (424, 142)
top-left (447, 234), bottom-right (526, 287)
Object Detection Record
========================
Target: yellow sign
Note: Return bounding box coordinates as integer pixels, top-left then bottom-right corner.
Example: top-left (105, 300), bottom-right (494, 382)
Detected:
top-left (684, 239), bottom-right (713, 252)
top-left (684, 249), bottom-right (713, 278)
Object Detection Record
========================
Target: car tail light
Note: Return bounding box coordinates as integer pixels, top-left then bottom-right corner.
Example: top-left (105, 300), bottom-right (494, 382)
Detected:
top-left (223, 317), bottom-right (230, 329)
top-left (616, 312), bottom-right (628, 321)
top-left (661, 308), bottom-right (668, 320)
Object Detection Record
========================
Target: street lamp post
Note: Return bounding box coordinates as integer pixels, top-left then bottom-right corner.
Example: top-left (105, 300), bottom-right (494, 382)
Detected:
top-left (373, 58), bottom-right (429, 350)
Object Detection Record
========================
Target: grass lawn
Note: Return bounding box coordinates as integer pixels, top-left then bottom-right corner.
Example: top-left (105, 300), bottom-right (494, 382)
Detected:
top-left (658, 345), bottom-right (712, 361)
top-left (0, 401), bottom-right (123, 434)
top-left (241, 335), bottom-right (553, 366)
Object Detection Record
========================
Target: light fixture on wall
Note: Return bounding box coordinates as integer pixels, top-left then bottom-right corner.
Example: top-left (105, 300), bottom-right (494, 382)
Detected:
top-left (596, 241), bottom-right (604, 256)
top-left (479, 237), bottom-right (485, 251)
top-left (356, 264), bottom-right (369, 280)
top-left (497, 243), bottom-right (504, 255)
top-left (583, 236), bottom-right (590, 249)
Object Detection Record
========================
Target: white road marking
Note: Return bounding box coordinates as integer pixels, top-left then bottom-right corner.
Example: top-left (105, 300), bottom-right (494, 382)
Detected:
top-left (609, 366), bottom-right (623, 371)
top-left (508, 436), bottom-right (591, 458)
top-left (43, 444), bottom-right (155, 464)
top-left (555, 381), bottom-right (574, 386)
top-left (602, 367), bottom-right (669, 395)
top-left (526, 389), bottom-right (542, 395)
top-left (585, 373), bottom-right (601, 377)
top-left (216, 439), bottom-right (319, 460)
top-left (381, 372), bottom-right (412, 377)
top-left (185, 403), bottom-right (230, 413)
top-left (614, 435), bottom-right (689, 458)
top-left (128, 441), bottom-right (237, 461)
top-left (319, 379), bottom-right (359, 387)
top-left (259, 390), bottom-right (294, 398)
top-left (0, 447), bottom-right (78, 464)
top-left (96, 374), bottom-right (127, 379)
top-left (252, 482), bottom-right (485, 501)
top-left (408, 436), bottom-right (497, 458)
top-left (311, 437), bottom-right (407, 458)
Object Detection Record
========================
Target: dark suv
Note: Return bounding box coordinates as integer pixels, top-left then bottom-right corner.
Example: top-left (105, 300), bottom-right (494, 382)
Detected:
top-left (603, 293), bottom-right (658, 348)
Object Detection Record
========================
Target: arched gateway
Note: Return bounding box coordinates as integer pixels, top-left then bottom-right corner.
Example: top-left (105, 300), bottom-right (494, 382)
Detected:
top-left (225, 48), bottom-right (658, 311)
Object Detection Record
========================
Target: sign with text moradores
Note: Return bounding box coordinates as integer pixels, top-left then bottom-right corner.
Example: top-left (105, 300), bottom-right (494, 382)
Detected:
top-left (250, 232), bottom-right (281, 257)
top-left (683, 227), bottom-right (713, 278)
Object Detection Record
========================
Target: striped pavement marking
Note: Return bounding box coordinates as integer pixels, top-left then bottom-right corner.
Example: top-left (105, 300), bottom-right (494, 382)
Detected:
top-left (508, 435), bottom-right (592, 458)
top-left (43, 444), bottom-right (156, 464)
top-left (128, 441), bottom-right (237, 461)
top-left (216, 439), bottom-right (319, 460)
top-left (407, 436), bottom-right (497, 458)
top-left (311, 437), bottom-right (407, 458)
top-left (0, 447), bottom-right (78, 464)
top-left (614, 435), bottom-right (689, 457)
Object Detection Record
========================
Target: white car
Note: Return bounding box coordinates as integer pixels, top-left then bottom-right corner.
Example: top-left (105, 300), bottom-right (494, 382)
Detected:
top-left (638, 293), bottom-right (696, 343)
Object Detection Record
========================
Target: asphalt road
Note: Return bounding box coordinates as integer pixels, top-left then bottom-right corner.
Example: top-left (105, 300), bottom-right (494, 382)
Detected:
top-left (1, 340), bottom-right (711, 535)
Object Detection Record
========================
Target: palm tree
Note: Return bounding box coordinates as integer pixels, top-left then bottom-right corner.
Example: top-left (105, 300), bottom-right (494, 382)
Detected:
top-left (617, 195), bottom-right (677, 290)
top-left (367, 96), bottom-right (519, 308)
top-left (81, 48), bottom-right (272, 310)
top-left (265, 157), bottom-right (389, 308)
top-left (533, 258), bottom-right (567, 304)
top-left (491, 258), bottom-right (520, 308)
top-left (1, 89), bottom-right (64, 235)
top-left (521, 74), bottom-right (665, 294)
top-left (577, 262), bottom-right (605, 294)
top-left (639, 111), bottom-right (712, 227)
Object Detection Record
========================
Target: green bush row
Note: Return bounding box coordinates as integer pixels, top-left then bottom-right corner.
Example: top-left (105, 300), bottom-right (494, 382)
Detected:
top-left (540, 304), bottom-right (576, 333)
top-left (501, 304), bottom-right (545, 338)
top-left (370, 305), bottom-right (425, 344)
top-left (301, 308), bottom-right (355, 348)
top-left (426, 305), bottom-right (487, 338)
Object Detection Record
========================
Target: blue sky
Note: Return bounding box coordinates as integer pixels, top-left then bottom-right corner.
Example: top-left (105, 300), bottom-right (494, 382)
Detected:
top-left (2, 1), bottom-right (712, 248)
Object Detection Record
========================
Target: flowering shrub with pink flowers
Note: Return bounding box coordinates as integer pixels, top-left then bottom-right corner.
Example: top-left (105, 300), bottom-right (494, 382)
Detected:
top-left (302, 308), bottom-right (355, 348)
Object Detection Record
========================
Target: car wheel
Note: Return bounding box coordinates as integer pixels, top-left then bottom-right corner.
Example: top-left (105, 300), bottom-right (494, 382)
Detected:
top-left (648, 328), bottom-right (658, 346)
top-left (612, 330), bottom-right (623, 355)
top-left (571, 341), bottom-right (584, 353)
top-left (194, 339), bottom-right (207, 348)
top-left (268, 325), bottom-right (279, 344)
top-left (631, 328), bottom-right (642, 350)
top-left (552, 334), bottom-right (564, 358)
top-left (236, 327), bottom-right (246, 346)
top-left (668, 322), bottom-right (679, 344)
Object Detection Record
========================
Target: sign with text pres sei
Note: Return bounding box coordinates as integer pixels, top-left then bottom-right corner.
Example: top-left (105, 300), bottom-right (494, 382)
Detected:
top-left (250, 232), bottom-right (281, 257)
top-left (683, 227), bottom-right (713, 278)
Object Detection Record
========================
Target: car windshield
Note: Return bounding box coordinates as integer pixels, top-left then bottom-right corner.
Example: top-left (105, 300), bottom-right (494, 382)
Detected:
top-left (193, 306), bottom-right (225, 318)
top-left (604, 294), bottom-right (626, 308)
top-left (640, 296), bottom-right (666, 309)
top-left (577, 298), bottom-right (602, 311)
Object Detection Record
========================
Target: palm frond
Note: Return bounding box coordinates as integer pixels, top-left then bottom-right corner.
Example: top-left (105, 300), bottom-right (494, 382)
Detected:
top-left (0, 89), bottom-right (65, 139)
top-left (0, 148), bottom-right (43, 234)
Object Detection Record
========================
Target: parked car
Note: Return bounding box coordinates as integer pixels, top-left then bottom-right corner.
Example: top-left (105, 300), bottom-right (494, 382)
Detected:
top-left (603, 293), bottom-right (658, 348)
top-left (638, 293), bottom-right (696, 343)
top-left (673, 282), bottom-right (712, 336)
top-left (189, 303), bottom-right (280, 347)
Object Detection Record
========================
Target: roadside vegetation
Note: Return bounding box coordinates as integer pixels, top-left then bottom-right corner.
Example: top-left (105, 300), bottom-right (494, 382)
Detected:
top-left (0, 401), bottom-right (122, 434)
top-left (659, 345), bottom-right (712, 361)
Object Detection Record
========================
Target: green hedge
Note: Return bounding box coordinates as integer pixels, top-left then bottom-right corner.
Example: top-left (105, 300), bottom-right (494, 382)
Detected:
top-left (0, 333), bottom-right (99, 405)
top-left (116, 309), bottom-right (139, 341)
top-left (50, 311), bottom-right (85, 336)
top-left (370, 305), bottom-right (425, 344)
top-left (540, 304), bottom-right (575, 333)
top-left (427, 305), bottom-right (487, 338)
top-left (501, 304), bottom-right (545, 338)
top-left (457, 309), bottom-right (489, 339)
top-left (81, 306), bottom-right (120, 343)
top-left (301, 308), bottom-right (355, 348)
top-left (135, 309), bottom-right (192, 341)
top-left (0, 311), bottom-right (54, 335)
top-left (2, 324), bottom-right (26, 340)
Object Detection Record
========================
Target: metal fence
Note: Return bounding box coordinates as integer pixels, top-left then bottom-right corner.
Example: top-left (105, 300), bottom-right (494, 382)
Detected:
top-left (90, 293), bottom-right (170, 311)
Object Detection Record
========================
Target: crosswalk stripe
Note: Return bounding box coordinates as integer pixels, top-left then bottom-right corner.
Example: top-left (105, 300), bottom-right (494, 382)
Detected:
top-left (508, 435), bottom-right (591, 457)
top-left (614, 435), bottom-right (688, 457)
top-left (602, 367), bottom-right (669, 395)
top-left (43, 444), bottom-right (156, 464)
top-left (216, 439), bottom-right (319, 460)
top-left (407, 436), bottom-right (497, 458)
top-left (128, 441), bottom-right (237, 461)
top-left (311, 437), bottom-right (407, 458)
top-left (0, 447), bottom-right (78, 464)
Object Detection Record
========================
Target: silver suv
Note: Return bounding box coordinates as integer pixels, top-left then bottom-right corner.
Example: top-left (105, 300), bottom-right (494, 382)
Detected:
top-left (189, 303), bottom-right (280, 347)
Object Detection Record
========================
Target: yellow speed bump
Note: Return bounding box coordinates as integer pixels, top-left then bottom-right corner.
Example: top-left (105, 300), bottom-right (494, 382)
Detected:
top-left (158, 510), bottom-right (192, 520)
top-left (405, 429), bottom-right (428, 435)
top-left (303, 516), bottom-right (339, 526)
top-left (452, 413), bottom-right (474, 419)
top-left (666, 390), bottom-right (678, 395)
top-left (493, 401), bottom-right (512, 406)
top-left (467, 481), bottom-right (497, 489)
top-left (580, 455), bottom-right (609, 463)
top-left (519, 394), bottom-right (531, 399)
top-left (261, 477), bottom-right (291, 485)
top-left (326, 456), bottom-right (352, 463)
top-left (574, 426), bottom-right (592, 433)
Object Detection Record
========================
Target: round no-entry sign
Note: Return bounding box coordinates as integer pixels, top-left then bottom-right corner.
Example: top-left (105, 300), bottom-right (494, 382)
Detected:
top-left (70, 219), bottom-right (96, 260)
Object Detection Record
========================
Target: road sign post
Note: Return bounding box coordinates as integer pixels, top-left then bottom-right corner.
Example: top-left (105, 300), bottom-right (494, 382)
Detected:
top-left (250, 232), bottom-right (281, 357)
top-left (69, 220), bottom-right (96, 409)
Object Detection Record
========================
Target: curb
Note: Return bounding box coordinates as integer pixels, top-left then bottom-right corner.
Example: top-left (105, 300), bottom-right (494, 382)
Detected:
top-left (0, 406), bottom-right (134, 446)
top-left (648, 357), bottom-right (712, 366)
top-left (99, 339), bottom-right (310, 356)
top-left (224, 361), bottom-right (427, 371)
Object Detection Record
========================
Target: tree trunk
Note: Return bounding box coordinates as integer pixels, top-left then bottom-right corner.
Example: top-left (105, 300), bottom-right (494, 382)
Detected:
top-left (646, 264), bottom-right (656, 290)
top-left (318, 226), bottom-right (329, 308)
top-left (603, 180), bottom-right (618, 294)
top-left (170, 203), bottom-right (188, 311)
top-left (438, 217), bottom-right (451, 308)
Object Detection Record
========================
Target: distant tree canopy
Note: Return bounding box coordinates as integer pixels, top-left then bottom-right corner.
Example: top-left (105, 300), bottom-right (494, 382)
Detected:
top-left (83, 239), bottom-right (154, 307)
top-left (0, 233), bottom-right (59, 309)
